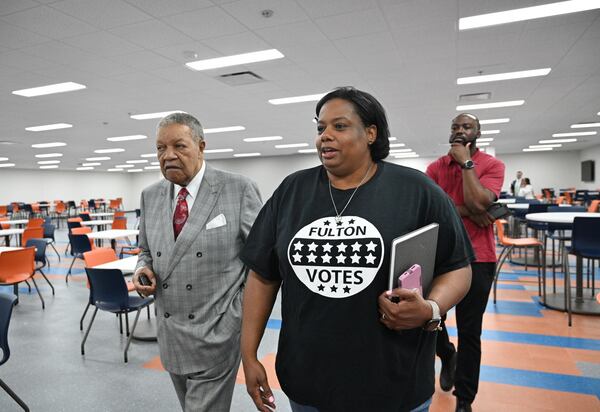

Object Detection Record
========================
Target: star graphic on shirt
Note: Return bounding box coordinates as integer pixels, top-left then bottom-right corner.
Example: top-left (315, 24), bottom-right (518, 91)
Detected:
top-left (349, 219), bottom-right (355, 224)
top-left (336, 220), bottom-right (343, 226)
top-left (321, 253), bottom-right (332, 264)
top-left (307, 242), bottom-right (318, 252)
top-left (336, 254), bottom-right (346, 264)
top-left (337, 242), bottom-right (347, 253)
top-left (330, 285), bottom-right (338, 292)
top-left (351, 241), bottom-right (362, 252)
top-left (294, 241), bottom-right (304, 251)
top-left (292, 252), bottom-right (303, 263)
top-left (350, 254), bottom-right (361, 264)
top-left (306, 253), bottom-right (317, 263)
top-left (365, 241), bottom-right (377, 252)
top-left (318, 284), bottom-right (325, 291)
top-left (324, 220), bottom-right (331, 226)
top-left (322, 242), bottom-right (333, 253)
top-left (343, 286), bottom-right (351, 293)
top-left (365, 253), bottom-right (376, 264)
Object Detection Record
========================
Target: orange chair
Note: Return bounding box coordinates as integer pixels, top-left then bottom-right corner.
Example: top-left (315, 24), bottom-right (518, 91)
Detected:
top-left (26, 218), bottom-right (44, 228)
top-left (0, 217), bottom-right (8, 230)
top-left (111, 218), bottom-right (127, 230)
top-left (493, 220), bottom-right (545, 304)
top-left (109, 199), bottom-right (121, 211)
top-left (114, 211), bottom-right (125, 218)
top-left (0, 205), bottom-right (7, 217)
top-left (564, 191), bottom-right (573, 204)
top-left (555, 195), bottom-right (565, 205)
top-left (67, 217), bottom-right (83, 223)
top-left (588, 199), bottom-right (600, 213)
top-left (21, 227), bottom-right (44, 247)
top-left (0, 247), bottom-right (45, 309)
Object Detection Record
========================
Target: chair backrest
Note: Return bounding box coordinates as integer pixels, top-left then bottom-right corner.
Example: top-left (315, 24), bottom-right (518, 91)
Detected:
top-left (0, 217), bottom-right (8, 230)
top-left (67, 220), bottom-right (82, 231)
top-left (85, 268), bottom-right (129, 310)
top-left (79, 213), bottom-right (91, 221)
top-left (494, 220), bottom-right (509, 244)
top-left (83, 248), bottom-right (118, 267)
top-left (527, 203), bottom-right (549, 213)
top-left (55, 202), bottom-right (66, 214)
top-left (43, 223), bottom-right (56, 240)
top-left (111, 217), bottom-right (127, 230)
top-left (0, 293), bottom-right (18, 365)
top-left (114, 211), bottom-right (125, 218)
top-left (555, 195), bottom-right (565, 205)
top-left (588, 199), bottom-right (600, 213)
top-left (71, 227), bottom-right (92, 235)
top-left (27, 217), bottom-right (44, 228)
top-left (0, 205), bottom-right (7, 216)
top-left (69, 234), bottom-right (93, 255)
top-left (21, 227), bottom-right (44, 246)
top-left (25, 238), bottom-right (48, 265)
top-left (571, 217), bottom-right (600, 253)
top-left (109, 199), bottom-right (120, 210)
top-left (0, 247), bottom-right (35, 283)
top-left (547, 206), bottom-right (587, 213)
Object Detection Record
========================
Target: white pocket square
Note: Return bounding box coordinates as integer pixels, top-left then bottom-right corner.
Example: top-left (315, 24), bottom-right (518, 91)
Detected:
top-left (206, 213), bottom-right (227, 230)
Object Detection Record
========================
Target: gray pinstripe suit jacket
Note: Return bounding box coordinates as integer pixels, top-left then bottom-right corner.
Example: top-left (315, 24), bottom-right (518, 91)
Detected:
top-left (136, 164), bottom-right (262, 375)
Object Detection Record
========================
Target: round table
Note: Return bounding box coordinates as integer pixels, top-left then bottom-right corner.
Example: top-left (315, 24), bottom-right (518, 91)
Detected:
top-left (525, 212), bottom-right (600, 315)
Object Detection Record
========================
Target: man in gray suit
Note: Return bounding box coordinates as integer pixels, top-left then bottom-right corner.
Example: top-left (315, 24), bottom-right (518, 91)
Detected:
top-left (133, 112), bottom-right (262, 412)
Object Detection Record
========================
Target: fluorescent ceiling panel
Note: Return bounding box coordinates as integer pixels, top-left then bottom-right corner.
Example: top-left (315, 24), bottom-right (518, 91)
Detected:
top-left (243, 136), bottom-right (282, 142)
top-left (389, 143), bottom-right (406, 148)
top-left (523, 147), bottom-right (553, 152)
top-left (478, 138), bottom-right (495, 142)
top-left (140, 153), bottom-right (157, 158)
top-left (39, 165), bottom-right (58, 169)
top-left (26, 123), bottom-right (72, 132)
top-left (539, 138), bottom-right (577, 143)
top-left (204, 148), bottom-right (234, 154)
top-left (0, 163), bottom-right (16, 168)
top-left (478, 142), bottom-right (491, 146)
top-left (108, 169), bottom-right (122, 172)
top-left (12, 82), bottom-right (86, 97)
top-left (480, 130), bottom-right (500, 135)
top-left (82, 162), bottom-right (101, 166)
top-left (76, 167), bottom-right (94, 170)
top-left (37, 160), bottom-right (60, 165)
top-left (35, 153), bottom-right (63, 158)
top-left (115, 164), bottom-right (134, 168)
top-left (86, 157), bottom-right (111, 161)
top-left (269, 93), bottom-right (326, 105)
top-left (144, 166), bottom-right (161, 170)
top-left (457, 68), bottom-right (550, 84)
top-left (204, 126), bottom-right (245, 134)
top-left (31, 142), bottom-right (67, 148)
top-left (186, 49), bottom-right (284, 71)
top-left (480, 118), bottom-right (510, 124)
top-left (552, 131), bottom-right (597, 137)
top-left (459, 0), bottom-right (600, 30)
top-left (298, 149), bottom-right (318, 153)
top-left (0, 157), bottom-right (8, 161)
top-left (127, 169), bottom-right (143, 172)
top-left (388, 137), bottom-right (398, 141)
top-left (571, 122), bottom-right (600, 128)
top-left (275, 143), bottom-right (309, 149)
top-left (233, 153), bottom-right (261, 157)
top-left (126, 160), bottom-right (148, 164)
top-left (389, 149), bottom-right (413, 153)
top-left (130, 111), bottom-right (186, 120)
top-left (94, 148), bottom-right (125, 153)
top-left (529, 144), bottom-right (562, 148)
top-left (457, 100), bottom-right (524, 110)
top-left (107, 135), bottom-right (147, 142)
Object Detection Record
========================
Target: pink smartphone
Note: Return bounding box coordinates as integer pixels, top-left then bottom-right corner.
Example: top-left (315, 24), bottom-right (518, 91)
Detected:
top-left (398, 264), bottom-right (422, 296)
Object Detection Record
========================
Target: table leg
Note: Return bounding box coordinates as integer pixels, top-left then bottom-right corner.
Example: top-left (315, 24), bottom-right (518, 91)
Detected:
top-left (576, 255), bottom-right (583, 301)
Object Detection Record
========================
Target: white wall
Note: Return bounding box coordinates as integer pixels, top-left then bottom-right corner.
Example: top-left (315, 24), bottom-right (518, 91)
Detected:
top-left (578, 145), bottom-right (600, 190)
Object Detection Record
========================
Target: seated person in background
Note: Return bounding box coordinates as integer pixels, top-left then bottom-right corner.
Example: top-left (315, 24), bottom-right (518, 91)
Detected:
top-left (517, 178), bottom-right (534, 199)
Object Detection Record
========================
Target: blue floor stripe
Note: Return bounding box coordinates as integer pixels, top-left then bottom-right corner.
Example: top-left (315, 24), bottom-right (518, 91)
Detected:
top-left (496, 284), bottom-right (526, 290)
top-left (480, 365), bottom-right (600, 398)
top-left (486, 300), bottom-right (543, 317)
top-left (446, 326), bottom-right (600, 351)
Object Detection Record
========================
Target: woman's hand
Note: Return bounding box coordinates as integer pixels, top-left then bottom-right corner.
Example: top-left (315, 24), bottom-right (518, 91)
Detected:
top-left (243, 357), bottom-right (276, 412)
top-left (378, 288), bottom-right (432, 330)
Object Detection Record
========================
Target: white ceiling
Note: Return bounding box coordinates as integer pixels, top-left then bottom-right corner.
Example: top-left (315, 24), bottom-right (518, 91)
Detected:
top-left (1, 0), bottom-right (599, 171)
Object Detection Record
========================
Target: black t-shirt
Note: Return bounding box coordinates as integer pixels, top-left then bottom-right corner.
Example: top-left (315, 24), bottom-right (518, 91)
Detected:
top-left (241, 161), bottom-right (474, 412)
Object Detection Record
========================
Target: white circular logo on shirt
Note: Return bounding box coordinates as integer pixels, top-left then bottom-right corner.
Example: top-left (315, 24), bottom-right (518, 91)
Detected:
top-left (287, 216), bottom-right (384, 298)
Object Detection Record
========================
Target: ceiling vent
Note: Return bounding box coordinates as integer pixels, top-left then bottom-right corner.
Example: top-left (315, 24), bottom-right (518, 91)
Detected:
top-left (217, 71), bottom-right (264, 86)
top-left (458, 92), bottom-right (491, 102)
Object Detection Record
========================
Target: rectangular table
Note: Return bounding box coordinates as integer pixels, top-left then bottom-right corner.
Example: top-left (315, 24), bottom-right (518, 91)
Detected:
top-left (0, 228), bottom-right (25, 246)
top-left (92, 256), bottom-right (138, 274)
top-left (81, 220), bottom-right (113, 230)
top-left (86, 229), bottom-right (139, 249)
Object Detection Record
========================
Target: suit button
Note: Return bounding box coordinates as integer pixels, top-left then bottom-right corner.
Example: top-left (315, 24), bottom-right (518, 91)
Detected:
top-left (188, 314), bottom-right (195, 320)
top-left (157, 251), bottom-right (161, 257)
top-left (186, 284), bottom-right (192, 290)
top-left (164, 312), bottom-right (170, 318)
top-left (196, 252), bottom-right (202, 257)
top-left (163, 283), bottom-right (168, 289)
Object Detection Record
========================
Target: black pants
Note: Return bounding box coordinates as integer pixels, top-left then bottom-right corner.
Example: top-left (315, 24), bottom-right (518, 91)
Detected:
top-left (436, 262), bottom-right (496, 403)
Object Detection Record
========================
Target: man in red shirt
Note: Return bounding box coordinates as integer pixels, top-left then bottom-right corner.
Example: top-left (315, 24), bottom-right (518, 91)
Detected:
top-left (426, 113), bottom-right (505, 412)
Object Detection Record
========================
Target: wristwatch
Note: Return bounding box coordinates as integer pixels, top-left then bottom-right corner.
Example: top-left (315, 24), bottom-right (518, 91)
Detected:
top-left (461, 159), bottom-right (474, 170)
top-left (423, 299), bottom-right (442, 332)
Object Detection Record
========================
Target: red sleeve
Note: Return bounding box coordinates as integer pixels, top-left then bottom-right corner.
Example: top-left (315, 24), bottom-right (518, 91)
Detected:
top-left (425, 160), bottom-right (439, 183)
top-left (479, 158), bottom-right (505, 198)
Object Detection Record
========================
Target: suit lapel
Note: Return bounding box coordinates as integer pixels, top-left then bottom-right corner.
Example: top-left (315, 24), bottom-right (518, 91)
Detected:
top-left (163, 165), bottom-right (222, 278)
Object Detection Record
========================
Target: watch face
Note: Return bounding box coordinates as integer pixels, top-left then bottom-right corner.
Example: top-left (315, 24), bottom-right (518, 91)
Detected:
top-left (424, 319), bottom-right (442, 332)
top-left (462, 160), bottom-right (474, 169)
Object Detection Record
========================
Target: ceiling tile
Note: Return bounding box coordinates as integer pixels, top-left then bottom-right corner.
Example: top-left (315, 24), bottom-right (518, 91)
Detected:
top-left (109, 19), bottom-right (193, 49)
top-left (123, 0), bottom-right (213, 17)
top-left (62, 31), bottom-right (143, 57)
top-left (0, 0), bottom-right (39, 17)
top-left (7, 5), bottom-right (97, 39)
top-left (221, 0), bottom-right (309, 29)
top-left (296, 0), bottom-right (377, 19)
top-left (163, 6), bottom-right (248, 40)
top-left (201, 31), bottom-right (271, 55)
top-left (51, 0), bottom-right (152, 29)
top-left (315, 7), bottom-right (388, 40)
top-left (0, 20), bottom-right (48, 49)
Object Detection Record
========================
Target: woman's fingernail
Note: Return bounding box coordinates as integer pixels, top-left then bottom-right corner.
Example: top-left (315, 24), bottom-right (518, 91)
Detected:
top-left (268, 396), bottom-right (274, 402)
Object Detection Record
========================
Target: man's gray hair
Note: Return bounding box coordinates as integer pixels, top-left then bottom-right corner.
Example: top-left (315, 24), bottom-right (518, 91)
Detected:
top-left (157, 112), bottom-right (204, 142)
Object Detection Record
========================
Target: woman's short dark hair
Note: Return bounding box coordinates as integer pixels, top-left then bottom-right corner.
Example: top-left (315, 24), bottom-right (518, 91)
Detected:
top-left (315, 87), bottom-right (390, 161)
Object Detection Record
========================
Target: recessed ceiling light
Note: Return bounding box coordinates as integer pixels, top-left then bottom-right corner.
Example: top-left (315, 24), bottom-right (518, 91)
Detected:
top-left (389, 137), bottom-right (398, 141)
top-left (204, 126), bottom-right (245, 134)
top-left (0, 163), bottom-right (16, 168)
top-left (126, 160), bottom-right (148, 164)
top-left (233, 152), bottom-right (261, 157)
top-left (571, 122), bottom-right (600, 128)
top-left (269, 93), bottom-right (326, 105)
top-left (31, 142), bottom-right (67, 148)
top-left (108, 169), bottom-right (122, 172)
top-left (130, 110), bottom-right (186, 120)
top-left (140, 153), bottom-right (157, 158)
top-left (0, 141), bottom-right (16, 145)
top-left (39, 165), bottom-right (59, 169)
top-left (477, 142), bottom-right (491, 147)
top-left (275, 143), bottom-right (309, 149)
top-left (530, 144), bottom-right (562, 148)
top-left (0, 157), bottom-right (8, 161)
top-left (37, 160), bottom-right (60, 165)
top-left (480, 118), bottom-right (510, 125)
top-left (298, 148), bottom-right (318, 154)
top-left (94, 148), bottom-right (125, 153)
top-left (107, 135), bottom-right (147, 142)
top-left (204, 148), bottom-right (234, 154)
top-left (82, 162), bottom-right (101, 166)
top-left (478, 138), bottom-right (495, 142)
top-left (25, 123), bottom-right (72, 132)
top-left (552, 131), bottom-right (597, 137)
top-left (459, 0), bottom-right (600, 30)
top-left (144, 165), bottom-right (161, 170)
top-left (539, 138), bottom-right (577, 144)
top-left (456, 100), bottom-right (524, 110)
top-left (457, 68), bottom-right (551, 84)
top-left (127, 169), bottom-right (143, 172)
top-left (480, 130), bottom-right (500, 135)
top-left (115, 164), bottom-right (134, 168)
top-left (150, 161), bottom-right (159, 165)
top-left (86, 157), bottom-right (111, 161)
top-left (76, 167), bottom-right (94, 170)
top-left (390, 143), bottom-right (406, 148)
top-left (390, 149), bottom-right (413, 153)
top-left (35, 153), bottom-right (63, 158)
top-left (243, 136), bottom-right (282, 142)
top-left (186, 49), bottom-right (284, 71)
top-left (12, 81), bottom-right (86, 97)
top-left (523, 147), bottom-right (553, 152)
top-left (394, 153), bottom-right (419, 158)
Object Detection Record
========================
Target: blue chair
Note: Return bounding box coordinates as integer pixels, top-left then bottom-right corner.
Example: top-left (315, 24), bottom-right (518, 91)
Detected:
top-left (25, 238), bottom-right (55, 296)
top-left (42, 223), bottom-right (60, 262)
top-left (78, 213), bottom-right (91, 222)
top-left (66, 234), bottom-right (93, 283)
top-left (81, 268), bottom-right (154, 363)
top-left (0, 293), bottom-right (30, 411)
top-left (562, 217), bottom-right (600, 326)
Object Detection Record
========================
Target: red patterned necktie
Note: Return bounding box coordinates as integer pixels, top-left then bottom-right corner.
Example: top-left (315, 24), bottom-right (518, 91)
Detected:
top-left (173, 187), bottom-right (189, 240)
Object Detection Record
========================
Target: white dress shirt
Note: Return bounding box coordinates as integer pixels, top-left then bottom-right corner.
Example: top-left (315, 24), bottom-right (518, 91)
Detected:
top-left (172, 161), bottom-right (205, 215)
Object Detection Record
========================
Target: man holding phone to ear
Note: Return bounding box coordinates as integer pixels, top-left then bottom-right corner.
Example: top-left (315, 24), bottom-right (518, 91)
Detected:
top-left (426, 113), bottom-right (505, 412)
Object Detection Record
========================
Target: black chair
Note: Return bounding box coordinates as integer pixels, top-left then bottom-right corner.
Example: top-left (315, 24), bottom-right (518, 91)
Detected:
top-left (66, 234), bottom-right (93, 283)
top-left (67, 220), bottom-right (82, 231)
top-left (88, 199), bottom-right (97, 212)
top-left (25, 238), bottom-right (55, 296)
top-left (42, 223), bottom-right (61, 262)
top-left (81, 268), bottom-right (154, 363)
top-left (563, 217), bottom-right (600, 326)
top-left (0, 293), bottom-right (30, 411)
top-left (79, 213), bottom-right (91, 222)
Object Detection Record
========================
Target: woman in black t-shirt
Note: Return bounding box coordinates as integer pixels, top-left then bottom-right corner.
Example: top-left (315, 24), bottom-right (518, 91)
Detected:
top-left (240, 87), bottom-right (473, 412)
